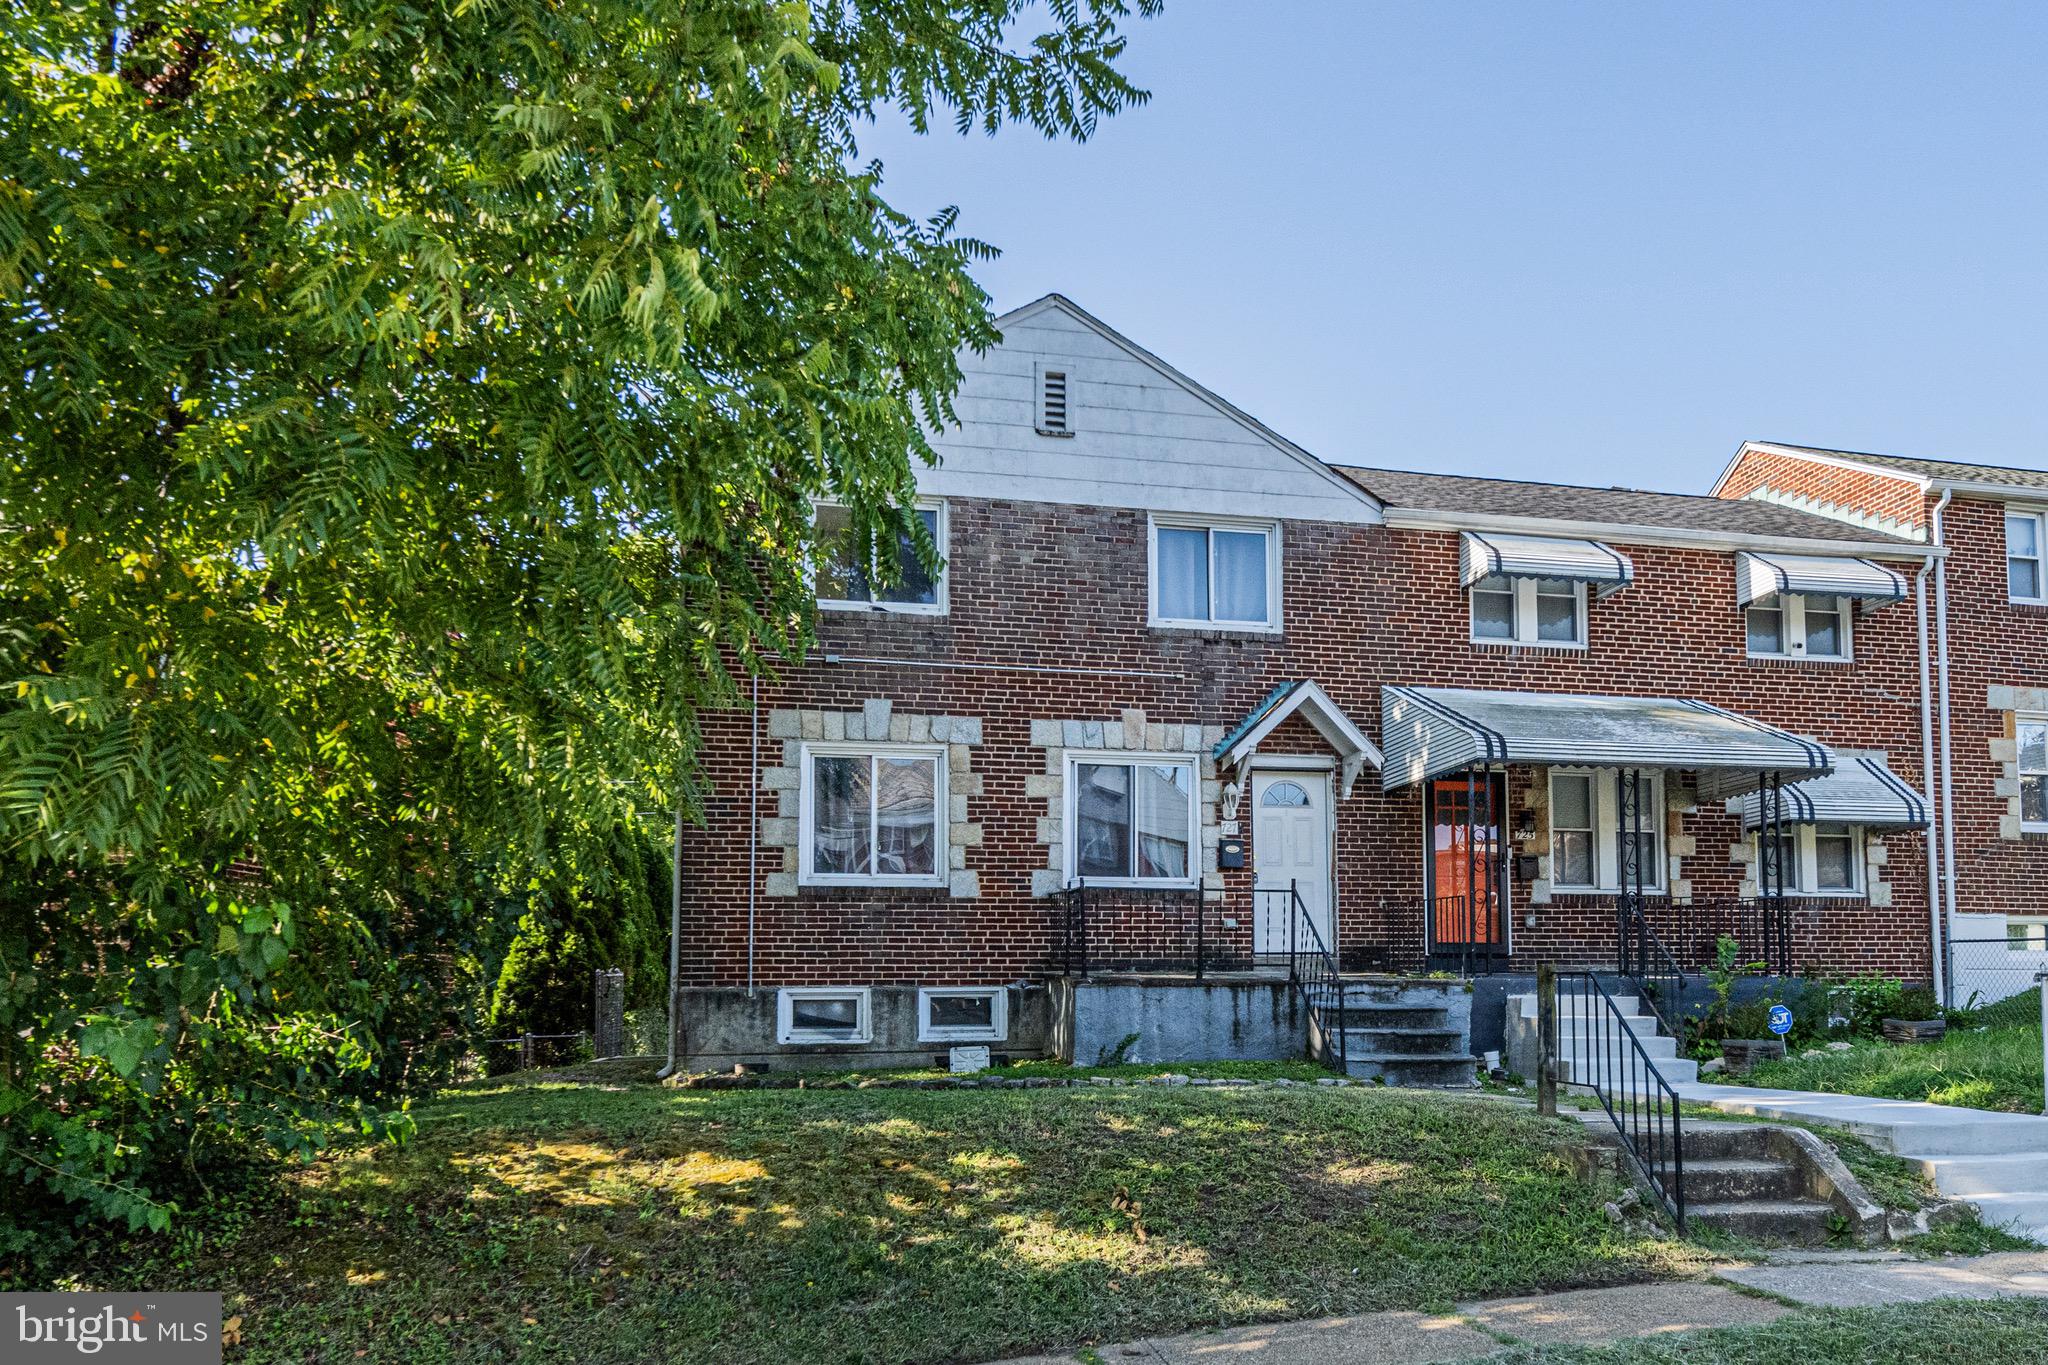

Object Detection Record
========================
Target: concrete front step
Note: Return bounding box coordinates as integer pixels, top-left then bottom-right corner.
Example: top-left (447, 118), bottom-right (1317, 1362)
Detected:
top-left (1554, 1027), bottom-right (1682, 1060)
top-left (1339, 1026), bottom-right (1466, 1056)
top-left (1559, 1054), bottom-right (1700, 1087)
top-left (1662, 1157), bottom-right (1807, 1204)
top-left (1905, 1151), bottom-right (2048, 1198)
top-left (1313, 1002), bottom-right (1454, 1030)
top-left (1344, 1052), bottom-right (1480, 1087)
top-left (1685, 1197), bottom-right (1838, 1242)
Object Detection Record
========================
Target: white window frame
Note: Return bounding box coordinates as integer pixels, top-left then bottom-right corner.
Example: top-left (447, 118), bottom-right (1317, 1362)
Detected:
top-left (2020, 714), bottom-right (2048, 835)
top-left (916, 987), bottom-right (1009, 1043)
top-left (776, 987), bottom-right (873, 1045)
top-left (2008, 917), bottom-right (2048, 951)
top-left (1468, 576), bottom-right (1587, 648)
top-left (1147, 515), bottom-right (1283, 633)
top-left (1063, 751), bottom-right (1202, 890)
top-left (814, 498), bottom-right (949, 617)
top-left (1745, 593), bottom-right (1853, 662)
top-left (1545, 768), bottom-right (1666, 893)
top-left (1754, 824), bottom-right (1866, 897)
top-left (797, 742), bottom-right (949, 888)
top-left (2008, 507), bottom-right (2048, 605)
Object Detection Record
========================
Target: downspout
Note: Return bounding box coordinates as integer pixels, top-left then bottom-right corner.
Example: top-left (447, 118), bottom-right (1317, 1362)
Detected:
top-left (655, 797), bottom-right (686, 1079)
top-left (1914, 556), bottom-right (1944, 1006)
top-left (1932, 489), bottom-right (1959, 1004)
top-left (748, 671), bottom-right (760, 996)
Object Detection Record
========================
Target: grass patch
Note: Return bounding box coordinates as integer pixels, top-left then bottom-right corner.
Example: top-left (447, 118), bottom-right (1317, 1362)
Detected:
top-left (1478, 1297), bottom-right (2048, 1362)
top-left (1737, 1024), bottom-right (2044, 1113)
top-left (774, 1058), bottom-right (1339, 1085)
top-left (41, 1079), bottom-right (1713, 1363)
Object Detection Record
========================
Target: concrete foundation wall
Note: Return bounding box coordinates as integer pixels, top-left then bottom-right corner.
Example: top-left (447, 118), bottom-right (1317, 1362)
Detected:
top-left (677, 984), bottom-right (1055, 1073)
top-left (1061, 978), bottom-right (1307, 1066)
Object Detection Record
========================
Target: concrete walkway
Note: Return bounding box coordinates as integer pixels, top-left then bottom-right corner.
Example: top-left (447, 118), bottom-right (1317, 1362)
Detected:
top-left (995, 1252), bottom-right (2048, 1363)
top-left (1676, 1080), bottom-right (2048, 1240)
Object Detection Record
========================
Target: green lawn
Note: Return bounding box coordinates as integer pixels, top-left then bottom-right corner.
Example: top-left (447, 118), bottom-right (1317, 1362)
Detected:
top-left (1739, 1024), bottom-right (2045, 1113)
top-left (1480, 1298), bottom-right (2048, 1362)
top-left (48, 1077), bottom-right (1712, 1364)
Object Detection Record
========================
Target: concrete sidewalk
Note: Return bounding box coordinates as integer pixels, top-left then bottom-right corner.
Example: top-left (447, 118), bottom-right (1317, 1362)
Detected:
top-left (994, 1251), bottom-right (2048, 1364)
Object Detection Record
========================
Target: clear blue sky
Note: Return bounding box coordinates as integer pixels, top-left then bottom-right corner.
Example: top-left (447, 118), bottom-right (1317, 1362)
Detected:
top-left (859, 1), bottom-right (2048, 492)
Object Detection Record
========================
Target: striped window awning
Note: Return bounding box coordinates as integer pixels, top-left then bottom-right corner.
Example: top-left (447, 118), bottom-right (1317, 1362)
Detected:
top-left (1736, 552), bottom-right (1907, 607)
top-left (1727, 756), bottom-right (1928, 830)
top-left (1380, 686), bottom-right (1830, 799)
top-left (1460, 532), bottom-right (1635, 598)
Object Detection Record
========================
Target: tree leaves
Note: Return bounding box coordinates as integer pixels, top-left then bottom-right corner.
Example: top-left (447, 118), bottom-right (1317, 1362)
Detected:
top-left (0, 0), bottom-right (1154, 1234)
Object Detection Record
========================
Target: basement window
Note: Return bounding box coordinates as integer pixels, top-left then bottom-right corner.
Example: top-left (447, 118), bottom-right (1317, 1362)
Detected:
top-left (777, 988), bottom-right (872, 1045)
top-left (917, 987), bottom-right (1008, 1042)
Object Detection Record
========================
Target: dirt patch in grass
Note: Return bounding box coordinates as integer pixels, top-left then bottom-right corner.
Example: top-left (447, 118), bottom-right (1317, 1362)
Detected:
top-left (43, 1080), bottom-right (1716, 1364)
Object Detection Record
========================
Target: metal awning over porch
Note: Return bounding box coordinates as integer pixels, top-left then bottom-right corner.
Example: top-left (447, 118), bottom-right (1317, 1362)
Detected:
top-left (1726, 755), bottom-right (1928, 829)
top-left (1460, 531), bottom-right (1635, 597)
top-left (1735, 552), bottom-right (1907, 608)
top-left (1379, 686), bottom-right (1831, 799)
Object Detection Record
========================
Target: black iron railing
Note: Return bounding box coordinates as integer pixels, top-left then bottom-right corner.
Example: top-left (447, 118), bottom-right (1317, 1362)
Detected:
top-left (1271, 880), bottom-right (1349, 1072)
top-left (1622, 896), bottom-right (1797, 975)
top-left (1556, 970), bottom-right (1686, 1231)
top-left (1615, 899), bottom-right (1690, 1044)
top-left (1059, 880), bottom-right (1231, 977)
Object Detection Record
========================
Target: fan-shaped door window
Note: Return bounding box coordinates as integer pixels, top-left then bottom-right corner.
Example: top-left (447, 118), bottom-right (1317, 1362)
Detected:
top-left (1261, 780), bottom-right (1311, 808)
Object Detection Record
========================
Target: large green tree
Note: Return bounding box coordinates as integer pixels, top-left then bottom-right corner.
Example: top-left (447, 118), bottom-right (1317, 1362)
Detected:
top-left (0, 0), bottom-right (1154, 1238)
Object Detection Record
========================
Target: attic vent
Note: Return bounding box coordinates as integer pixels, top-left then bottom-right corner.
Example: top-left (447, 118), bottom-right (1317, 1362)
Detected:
top-left (1036, 363), bottom-right (1073, 437)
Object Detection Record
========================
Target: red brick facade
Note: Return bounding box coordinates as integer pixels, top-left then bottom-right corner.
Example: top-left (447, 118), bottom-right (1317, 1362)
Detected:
top-left (679, 494), bottom-right (1938, 1018)
top-left (1715, 445), bottom-right (1928, 536)
top-left (1717, 445), bottom-right (2048, 961)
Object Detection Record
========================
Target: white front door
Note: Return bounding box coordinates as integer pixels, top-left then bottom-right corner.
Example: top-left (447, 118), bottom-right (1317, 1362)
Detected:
top-left (1252, 771), bottom-right (1333, 956)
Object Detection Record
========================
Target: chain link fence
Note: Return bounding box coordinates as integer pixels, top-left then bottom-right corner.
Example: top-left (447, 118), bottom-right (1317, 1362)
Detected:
top-left (1950, 937), bottom-right (2048, 1020)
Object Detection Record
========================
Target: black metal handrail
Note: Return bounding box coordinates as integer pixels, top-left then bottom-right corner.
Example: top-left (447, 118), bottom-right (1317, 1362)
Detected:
top-left (1556, 970), bottom-right (1686, 1231)
top-left (1615, 898), bottom-right (1690, 1045)
top-left (1268, 881), bottom-right (1348, 1073)
top-left (1059, 879), bottom-right (1228, 977)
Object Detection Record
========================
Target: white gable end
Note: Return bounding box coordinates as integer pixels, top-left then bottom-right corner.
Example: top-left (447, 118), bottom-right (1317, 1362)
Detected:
top-left (917, 296), bottom-right (1381, 525)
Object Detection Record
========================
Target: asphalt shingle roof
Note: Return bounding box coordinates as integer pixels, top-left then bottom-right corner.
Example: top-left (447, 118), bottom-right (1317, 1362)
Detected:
top-left (1333, 466), bottom-right (1922, 546)
top-left (1755, 442), bottom-right (2048, 493)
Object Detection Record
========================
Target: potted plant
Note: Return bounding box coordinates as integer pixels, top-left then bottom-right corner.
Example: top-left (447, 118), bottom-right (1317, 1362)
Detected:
top-left (1881, 987), bottom-right (1947, 1045)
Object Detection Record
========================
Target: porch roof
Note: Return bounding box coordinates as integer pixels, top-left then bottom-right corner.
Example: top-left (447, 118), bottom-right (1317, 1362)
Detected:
top-left (1460, 531), bottom-right (1635, 597)
top-left (1213, 679), bottom-right (1382, 798)
top-left (1735, 551), bottom-right (1907, 607)
top-left (1726, 755), bottom-right (1928, 830)
top-left (1379, 685), bottom-right (1831, 799)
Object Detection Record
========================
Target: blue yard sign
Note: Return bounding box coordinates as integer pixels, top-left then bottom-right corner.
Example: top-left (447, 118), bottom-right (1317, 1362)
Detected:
top-left (1767, 1004), bottom-right (1794, 1036)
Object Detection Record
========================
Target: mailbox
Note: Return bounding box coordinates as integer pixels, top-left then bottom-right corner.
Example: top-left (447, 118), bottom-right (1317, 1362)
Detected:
top-left (1217, 837), bottom-right (1246, 870)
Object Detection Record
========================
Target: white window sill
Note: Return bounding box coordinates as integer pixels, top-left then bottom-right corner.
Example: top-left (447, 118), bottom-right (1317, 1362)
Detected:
top-left (1471, 637), bottom-right (1587, 651)
top-left (1746, 652), bottom-right (1853, 664)
top-left (1069, 878), bottom-right (1201, 892)
top-left (779, 1031), bottom-right (872, 1046)
top-left (799, 875), bottom-right (950, 890)
top-left (1149, 617), bottom-right (1280, 635)
top-left (819, 599), bottom-right (948, 617)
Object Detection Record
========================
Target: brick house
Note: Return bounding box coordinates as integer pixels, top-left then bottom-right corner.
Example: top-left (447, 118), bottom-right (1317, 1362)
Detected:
top-left (669, 298), bottom-right (1942, 1073)
top-left (1715, 441), bottom-right (2048, 1006)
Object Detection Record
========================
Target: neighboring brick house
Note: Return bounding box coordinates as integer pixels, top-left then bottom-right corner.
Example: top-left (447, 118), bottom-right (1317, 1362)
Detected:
top-left (1715, 442), bottom-right (2048, 1003)
top-left (669, 299), bottom-right (1941, 1070)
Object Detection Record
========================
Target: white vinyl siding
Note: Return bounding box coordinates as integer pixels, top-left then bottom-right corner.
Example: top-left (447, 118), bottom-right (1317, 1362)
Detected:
top-left (1065, 753), bottom-right (1200, 888)
top-left (1546, 769), bottom-right (1664, 892)
top-left (1471, 576), bottom-right (1585, 647)
top-left (1746, 594), bottom-right (1852, 661)
top-left (916, 988), bottom-right (1009, 1043)
top-left (2010, 510), bottom-right (2047, 604)
top-left (799, 744), bottom-right (947, 887)
top-left (1149, 516), bottom-right (1280, 630)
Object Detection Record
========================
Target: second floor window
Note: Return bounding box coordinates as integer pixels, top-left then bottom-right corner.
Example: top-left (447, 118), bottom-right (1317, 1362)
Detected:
top-left (1746, 594), bottom-right (1850, 661)
top-left (2009, 510), bottom-right (2046, 603)
top-left (816, 502), bottom-right (946, 614)
top-left (1150, 517), bottom-right (1280, 630)
top-left (1471, 576), bottom-right (1584, 646)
